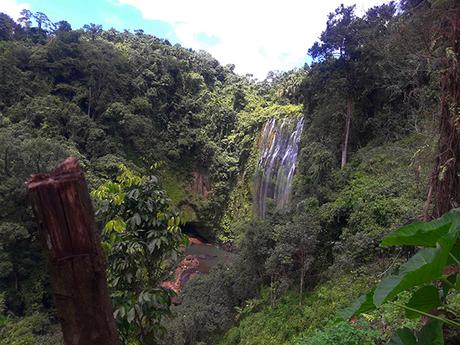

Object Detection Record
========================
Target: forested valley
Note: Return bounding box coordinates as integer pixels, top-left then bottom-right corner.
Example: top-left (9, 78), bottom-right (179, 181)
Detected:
top-left (0, 0), bottom-right (460, 344)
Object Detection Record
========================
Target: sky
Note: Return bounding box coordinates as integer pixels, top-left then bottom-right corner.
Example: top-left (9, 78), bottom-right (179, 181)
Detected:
top-left (3, 0), bottom-right (390, 79)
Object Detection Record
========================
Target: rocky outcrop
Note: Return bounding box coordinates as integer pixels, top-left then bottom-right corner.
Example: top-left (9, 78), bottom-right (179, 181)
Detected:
top-left (191, 171), bottom-right (210, 198)
top-left (161, 237), bottom-right (207, 304)
top-left (162, 236), bottom-right (232, 304)
top-left (161, 254), bottom-right (202, 304)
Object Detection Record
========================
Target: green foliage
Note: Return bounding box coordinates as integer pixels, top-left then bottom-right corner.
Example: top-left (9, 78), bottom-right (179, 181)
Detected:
top-left (388, 320), bottom-right (445, 345)
top-left (158, 170), bottom-right (187, 207)
top-left (219, 291), bottom-right (311, 345)
top-left (162, 264), bottom-right (245, 345)
top-left (264, 203), bottom-right (321, 305)
top-left (374, 209), bottom-right (460, 307)
top-left (220, 176), bottom-right (254, 240)
top-left (0, 313), bottom-right (63, 345)
top-left (342, 208), bottom-right (460, 343)
top-left (405, 286), bottom-right (440, 319)
top-left (381, 209), bottom-right (459, 247)
top-left (319, 138), bottom-right (427, 273)
top-left (0, 1), bottom-right (455, 344)
top-left (388, 328), bottom-right (417, 345)
top-left (374, 242), bottom-right (453, 306)
top-left (0, 9), bottom-right (275, 334)
top-left (161, 204), bottom-right (320, 344)
top-left (296, 320), bottom-right (379, 345)
top-left (339, 289), bottom-right (376, 320)
top-left (92, 165), bottom-right (186, 344)
top-left (219, 271), bottom-right (378, 345)
top-left (0, 122), bottom-right (77, 315)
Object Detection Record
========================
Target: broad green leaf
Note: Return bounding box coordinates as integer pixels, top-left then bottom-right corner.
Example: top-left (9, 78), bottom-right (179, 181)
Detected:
top-left (113, 193), bottom-right (124, 205)
top-left (338, 289), bottom-right (376, 319)
top-left (405, 285), bottom-right (440, 319)
top-left (456, 273), bottom-right (460, 291)
top-left (101, 241), bottom-right (111, 253)
top-left (441, 274), bottom-right (457, 297)
top-left (117, 306), bottom-right (126, 318)
top-left (113, 218), bottom-right (126, 233)
top-left (381, 209), bottom-right (460, 247)
top-left (133, 213), bottom-right (141, 226)
top-left (147, 241), bottom-right (155, 253)
top-left (132, 188), bottom-right (140, 199)
top-left (447, 239), bottom-right (460, 265)
top-left (374, 229), bottom-right (458, 306)
top-left (417, 320), bottom-right (444, 345)
top-left (127, 307), bottom-right (136, 323)
top-left (387, 328), bottom-right (416, 345)
top-left (104, 220), bottom-right (115, 232)
top-left (104, 218), bottom-right (126, 233)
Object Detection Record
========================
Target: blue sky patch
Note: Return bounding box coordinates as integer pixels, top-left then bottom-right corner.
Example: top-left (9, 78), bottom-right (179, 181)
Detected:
top-left (24, 0), bottom-right (178, 42)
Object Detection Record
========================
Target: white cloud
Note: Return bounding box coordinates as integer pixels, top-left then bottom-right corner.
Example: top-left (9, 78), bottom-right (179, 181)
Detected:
top-left (118, 0), bottom-right (390, 79)
top-left (2, 0), bottom-right (30, 20)
top-left (4, 0), bottom-right (391, 79)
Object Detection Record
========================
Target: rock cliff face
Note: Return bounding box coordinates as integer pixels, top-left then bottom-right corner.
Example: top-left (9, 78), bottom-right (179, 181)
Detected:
top-left (191, 171), bottom-right (210, 198)
top-left (161, 237), bottom-right (208, 304)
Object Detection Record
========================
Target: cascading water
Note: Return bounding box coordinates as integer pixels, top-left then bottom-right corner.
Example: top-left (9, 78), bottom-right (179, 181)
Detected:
top-left (254, 117), bottom-right (304, 217)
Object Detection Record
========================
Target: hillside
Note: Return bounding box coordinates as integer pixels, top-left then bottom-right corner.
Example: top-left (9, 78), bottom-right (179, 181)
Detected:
top-left (0, 1), bottom-right (460, 344)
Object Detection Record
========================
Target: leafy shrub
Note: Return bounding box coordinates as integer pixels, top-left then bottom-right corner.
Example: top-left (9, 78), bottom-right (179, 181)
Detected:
top-left (322, 139), bottom-right (426, 273)
top-left (92, 165), bottom-right (186, 344)
top-left (161, 264), bottom-right (246, 345)
top-left (219, 272), bottom-right (377, 345)
top-left (0, 313), bottom-right (62, 345)
top-left (296, 321), bottom-right (379, 345)
top-left (341, 208), bottom-right (460, 344)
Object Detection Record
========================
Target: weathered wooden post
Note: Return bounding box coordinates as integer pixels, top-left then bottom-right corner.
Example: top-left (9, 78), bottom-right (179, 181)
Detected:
top-left (26, 157), bottom-right (120, 345)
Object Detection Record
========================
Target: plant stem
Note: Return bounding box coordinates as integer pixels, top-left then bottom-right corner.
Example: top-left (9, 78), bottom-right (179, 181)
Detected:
top-left (392, 302), bottom-right (460, 329)
top-left (442, 276), bottom-right (455, 288)
top-left (449, 253), bottom-right (460, 266)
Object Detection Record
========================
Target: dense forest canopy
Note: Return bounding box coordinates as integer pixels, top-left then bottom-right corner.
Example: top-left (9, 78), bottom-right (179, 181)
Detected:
top-left (0, 0), bottom-right (459, 344)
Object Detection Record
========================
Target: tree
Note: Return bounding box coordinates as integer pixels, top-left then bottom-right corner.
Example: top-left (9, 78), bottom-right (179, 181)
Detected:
top-left (0, 13), bottom-right (17, 40)
top-left (308, 3), bottom-right (397, 168)
top-left (17, 9), bottom-right (32, 29)
top-left (83, 23), bottom-right (102, 41)
top-left (232, 87), bottom-right (247, 111)
top-left (341, 208), bottom-right (460, 343)
top-left (309, 5), bottom-right (360, 169)
top-left (265, 204), bottom-right (320, 306)
top-left (32, 12), bottom-right (51, 35)
top-left (425, 0), bottom-right (460, 218)
top-left (54, 20), bottom-right (72, 33)
top-left (0, 126), bottom-right (72, 315)
top-left (92, 165), bottom-right (186, 344)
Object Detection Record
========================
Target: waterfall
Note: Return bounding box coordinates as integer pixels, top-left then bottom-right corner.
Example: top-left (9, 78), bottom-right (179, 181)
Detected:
top-left (254, 117), bottom-right (304, 217)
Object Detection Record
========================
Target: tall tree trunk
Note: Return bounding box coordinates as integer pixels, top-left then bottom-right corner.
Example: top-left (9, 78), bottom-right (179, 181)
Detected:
top-left (426, 3), bottom-right (460, 219)
top-left (299, 264), bottom-right (305, 307)
top-left (4, 147), bottom-right (9, 176)
top-left (341, 96), bottom-right (353, 169)
top-left (270, 276), bottom-right (274, 307)
top-left (87, 87), bottom-right (91, 118)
